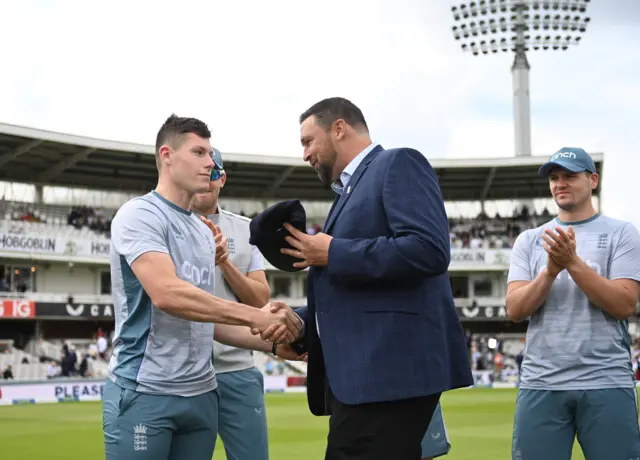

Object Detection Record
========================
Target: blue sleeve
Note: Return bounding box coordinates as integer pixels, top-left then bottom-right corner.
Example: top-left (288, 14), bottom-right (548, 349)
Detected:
top-left (609, 223), bottom-right (640, 282)
top-left (289, 306), bottom-right (308, 353)
top-left (111, 199), bottom-right (169, 266)
top-left (327, 148), bottom-right (450, 281)
top-left (293, 306), bottom-right (308, 324)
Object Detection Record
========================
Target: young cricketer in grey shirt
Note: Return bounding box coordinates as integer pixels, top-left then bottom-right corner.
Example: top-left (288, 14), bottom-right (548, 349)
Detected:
top-left (209, 208), bottom-right (265, 374)
top-left (204, 207), bottom-right (271, 460)
top-left (193, 147), bottom-right (272, 460)
top-left (108, 190), bottom-right (218, 396)
top-left (104, 190), bottom-right (221, 460)
top-left (509, 213), bottom-right (640, 460)
top-left (509, 214), bottom-right (639, 390)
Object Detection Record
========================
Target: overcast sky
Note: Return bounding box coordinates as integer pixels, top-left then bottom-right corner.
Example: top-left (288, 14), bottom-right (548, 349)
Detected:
top-left (0, 0), bottom-right (639, 225)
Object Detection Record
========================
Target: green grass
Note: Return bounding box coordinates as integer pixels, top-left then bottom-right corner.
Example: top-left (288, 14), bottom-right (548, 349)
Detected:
top-left (0, 388), bottom-right (609, 459)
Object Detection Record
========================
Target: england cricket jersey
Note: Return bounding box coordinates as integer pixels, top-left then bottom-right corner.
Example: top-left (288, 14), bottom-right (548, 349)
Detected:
top-left (508, 214), bottom-right (640, 390)
top-left (108, 191), bottom-right (218, 397)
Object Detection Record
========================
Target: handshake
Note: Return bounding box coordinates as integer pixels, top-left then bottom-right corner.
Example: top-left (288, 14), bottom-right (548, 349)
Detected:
top-left (250, 301), bottom-right (303, 344)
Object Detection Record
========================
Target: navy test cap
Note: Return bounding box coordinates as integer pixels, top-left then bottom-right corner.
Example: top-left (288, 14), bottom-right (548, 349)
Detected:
top-left (249, 200), bottom-right (308, 272)
top-left (538, 147), bottom-right (597, 177)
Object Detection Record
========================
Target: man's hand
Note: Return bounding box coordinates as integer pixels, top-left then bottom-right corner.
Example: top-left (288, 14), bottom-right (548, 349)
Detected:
top-left (274, 344), bottom-right (308, 362)
top-left (542, 226), bottom-right (578, 269)
top-left (250, 302), bottom-right (303, 343)
top-left (545, 254), bottom-right (564, 278)
top-left (250, 301), bottom-right (301, 344)
top-left (280, 222), bottom-right (332, 269)
top-left (200, 217), bottom-right (229, 265)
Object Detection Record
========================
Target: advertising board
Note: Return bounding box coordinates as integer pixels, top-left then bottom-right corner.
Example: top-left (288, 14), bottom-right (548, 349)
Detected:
top-left (0, 376), bottom-right (290, 405)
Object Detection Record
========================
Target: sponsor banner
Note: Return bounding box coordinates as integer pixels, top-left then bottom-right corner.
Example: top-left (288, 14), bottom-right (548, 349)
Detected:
top-left (0, 377), bottom-right (288, 405)
top-left (36, 302), bottom-right (114, 319)
top-left (0, 379), bottom-right (105, 405)
top-left (457, 304), bottom-right (508, 321)
top-left (0, 299), bottom-right (36, 319)
top-left (1, 382), bottom-right (532, 404)
top-left (0, 231), bottom-right (511, 271)
top-left (33, 301), bottom-right (511, 322)
top-left (0, 232), bottom-right (109, 258)
top-left (450, 249), bottom-right (510, 268)
top-left (471, 370), bottom-right (493, 387)
top-left (491, 382), bottom-right (518, 389)
top-left (468, 371), bottom-right (519, 389)
top-left (264, 376), bottom-right (288, 393)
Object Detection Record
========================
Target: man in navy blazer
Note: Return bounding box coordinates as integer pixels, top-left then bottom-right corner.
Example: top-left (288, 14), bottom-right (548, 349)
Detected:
top-left (271, 97), bottom-right (473, 460)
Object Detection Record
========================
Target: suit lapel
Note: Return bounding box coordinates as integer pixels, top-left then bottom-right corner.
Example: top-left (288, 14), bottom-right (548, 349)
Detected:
top-left (322, 195), bottom-right (340, 233)
top-left (323, 146), bottom-right (383, 235)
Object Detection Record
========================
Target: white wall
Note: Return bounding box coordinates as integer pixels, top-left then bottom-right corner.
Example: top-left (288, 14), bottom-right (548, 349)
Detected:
top-left (35, 263), bottom-right (103, 295)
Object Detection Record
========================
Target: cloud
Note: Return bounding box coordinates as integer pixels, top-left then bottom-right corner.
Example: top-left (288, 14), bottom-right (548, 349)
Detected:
top-left (0, 0), bottom-right (638, 227)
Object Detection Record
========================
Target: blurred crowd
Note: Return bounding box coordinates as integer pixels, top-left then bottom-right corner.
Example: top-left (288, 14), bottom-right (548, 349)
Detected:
top-left (449, 206), bottom-right (552, 249)
top-left (3, 200), bottom-right (555, 250)
top-left (45, 329), bottom-right (111, 380)
top-left (67, 206), bottom-right (113, 237)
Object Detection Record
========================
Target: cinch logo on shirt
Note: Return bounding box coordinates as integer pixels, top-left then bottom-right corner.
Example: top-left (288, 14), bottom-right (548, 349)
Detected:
top-left (180, 260), bottom-right (215, 287)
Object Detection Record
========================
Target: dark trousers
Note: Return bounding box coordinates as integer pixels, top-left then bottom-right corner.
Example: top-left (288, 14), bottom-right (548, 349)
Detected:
top-left (324, 384), bottom-right (441, 460)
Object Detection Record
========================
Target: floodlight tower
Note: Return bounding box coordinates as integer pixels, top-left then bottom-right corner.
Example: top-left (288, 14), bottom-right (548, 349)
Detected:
top-left (451, 0), bottom-right (591, 157)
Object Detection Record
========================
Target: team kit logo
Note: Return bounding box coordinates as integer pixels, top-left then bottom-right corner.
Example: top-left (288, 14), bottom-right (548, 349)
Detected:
top-left (180, 260), bottom-right (215, 287)
top-left (133, 424), bottom-right (148, 452)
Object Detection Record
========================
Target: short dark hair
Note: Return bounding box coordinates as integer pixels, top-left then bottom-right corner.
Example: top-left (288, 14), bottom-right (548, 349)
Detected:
top-left (155, 114), bottom-right (211, 155)
top-left (299, 97), bottom-right (368, 132)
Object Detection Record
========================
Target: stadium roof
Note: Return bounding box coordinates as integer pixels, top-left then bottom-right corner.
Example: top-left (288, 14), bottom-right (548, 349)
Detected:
top-left (0, 122), bottom-right (603, 201)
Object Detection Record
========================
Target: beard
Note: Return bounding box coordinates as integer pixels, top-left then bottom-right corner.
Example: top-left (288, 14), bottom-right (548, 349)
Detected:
top-left (556, 201), bottom-right (577, 211)
top-left (555, 194), bottom-right (583, 212)
top-left (556, 203), bottom-right (576, 212)
top-left (317, 164), bottom-right (334, 188)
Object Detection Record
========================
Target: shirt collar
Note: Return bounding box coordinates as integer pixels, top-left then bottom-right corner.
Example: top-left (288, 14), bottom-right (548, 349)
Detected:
top-left (331, 143), bottom-right (378, 195)
top-left (195, 205), bottom-right (221, 223)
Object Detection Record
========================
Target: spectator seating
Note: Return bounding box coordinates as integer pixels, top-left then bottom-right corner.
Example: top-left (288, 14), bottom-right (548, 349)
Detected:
top-left (0, 341), bottom-right (48, 380)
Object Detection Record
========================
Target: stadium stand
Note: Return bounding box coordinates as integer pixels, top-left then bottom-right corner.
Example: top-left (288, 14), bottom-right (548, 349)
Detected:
top-left (0, 339), bottom-right (48, 380)
top-left (2, 198), bottom-right (556, 250)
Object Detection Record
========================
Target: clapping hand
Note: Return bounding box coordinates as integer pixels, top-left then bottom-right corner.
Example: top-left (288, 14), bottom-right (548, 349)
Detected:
top-left (545, 252), bottom-right (564, 278)
top-left (200, 216), bottom-right (229, 266)
top-left (250, 301), bottom-right (302, 344)
top-left (542, 226), bottom-right (578, 270)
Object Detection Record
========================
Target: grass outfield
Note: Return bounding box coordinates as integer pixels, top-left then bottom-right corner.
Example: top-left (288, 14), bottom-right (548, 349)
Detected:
top-left (0, 388), bottom-right (603, 459)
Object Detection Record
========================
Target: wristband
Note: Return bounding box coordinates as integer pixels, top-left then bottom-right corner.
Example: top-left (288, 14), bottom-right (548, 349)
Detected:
top-left (272, 342), bottom-right (278, 355)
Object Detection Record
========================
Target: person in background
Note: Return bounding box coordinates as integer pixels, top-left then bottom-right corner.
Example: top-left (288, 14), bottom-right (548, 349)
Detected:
top-left (2, 364), bottom-right (14, 379)
top-left (191, 147), bottom-right (273, 460)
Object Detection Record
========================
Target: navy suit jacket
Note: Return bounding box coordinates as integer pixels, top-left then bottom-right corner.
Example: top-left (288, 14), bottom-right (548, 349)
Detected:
top-left (294, 145), bottom-right (473, 416)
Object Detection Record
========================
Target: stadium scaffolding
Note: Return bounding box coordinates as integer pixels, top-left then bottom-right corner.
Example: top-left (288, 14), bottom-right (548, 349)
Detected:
top-left (0, 121), bottom-right (602, 202)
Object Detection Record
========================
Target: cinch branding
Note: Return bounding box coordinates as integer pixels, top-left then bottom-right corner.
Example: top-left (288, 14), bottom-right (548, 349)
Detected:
top-left (550, 151), bottom-right (577, 161)
top-left (180, 260), bottom-right (215, 287)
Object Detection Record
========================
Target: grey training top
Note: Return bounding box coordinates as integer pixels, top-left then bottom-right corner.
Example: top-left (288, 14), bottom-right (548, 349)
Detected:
top-left (108, 191), bottom-right (218, 397)
top-left (508, 214), bottom-right (640, 390)
top-left (204, 207), bottom-right (266, 374)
